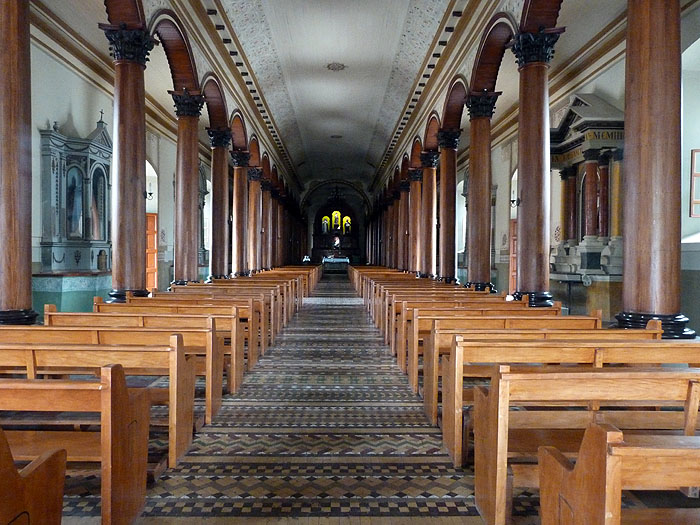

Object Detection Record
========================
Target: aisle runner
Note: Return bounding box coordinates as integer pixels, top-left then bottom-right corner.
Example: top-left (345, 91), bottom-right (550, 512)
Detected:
top-left (62, 273), bottom-right (544, 519)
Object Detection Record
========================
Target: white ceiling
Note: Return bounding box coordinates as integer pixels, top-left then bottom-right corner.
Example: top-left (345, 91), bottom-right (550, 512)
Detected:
top-left (220, 0), bottom-right (450, 192)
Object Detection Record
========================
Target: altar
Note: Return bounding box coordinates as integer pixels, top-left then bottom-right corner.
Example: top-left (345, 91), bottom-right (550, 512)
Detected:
top-left (322, 256), bottom-right (350, 271)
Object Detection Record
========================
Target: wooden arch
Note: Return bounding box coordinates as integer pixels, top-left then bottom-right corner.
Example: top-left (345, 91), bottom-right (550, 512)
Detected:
top-left (470, 13), bottom-right (519, 92)
top-left (149, 11), bottom-right (199, 92)
top-left (424, 113), bottom-right (441, 151)
top-left (520, 0), bottom-right (564, 32)
top-left (442, 77), bottom-right (468, 131)
top-left (400, 155), bottom-right (410, 180)
top-left (409, 137), bottom-right (423, 168)
top-left (104, 0), bottom-right (145, 26)
top-left (230, 111), bottom-right (248, 151)
top-left (201, 74), bottom-right (228, 130)
top-left (261, 153), bottom-right (271, 179)
top-left (248, 136), bottom-right (261, 167)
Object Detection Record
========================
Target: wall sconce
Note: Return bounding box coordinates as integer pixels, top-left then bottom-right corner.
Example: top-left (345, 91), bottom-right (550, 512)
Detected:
top-left (145, 182), bottom-right (154, 200)
top-left (510, 198), bottom-right (521, 208)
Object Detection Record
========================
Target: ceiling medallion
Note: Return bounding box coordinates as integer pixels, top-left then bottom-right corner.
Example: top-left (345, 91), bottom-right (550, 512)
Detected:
top-left (326, 62), bottom-right (347, 71)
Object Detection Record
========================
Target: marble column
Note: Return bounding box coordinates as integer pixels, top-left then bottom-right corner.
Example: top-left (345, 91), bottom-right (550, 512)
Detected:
top-left (420, 151), bottom-right (440, 278)
top-left (230, 151), bottom-right (249, 276)
top-left (616, 0), bottom-right (693, 337)
top-left (582, 151), bottom-right (599, 239)
top-left (437, 130), bottom-right (460, 283)
top-left (510, 28), bottom-right (563, 306)
top-left (171, 89), bottom-right (204, 284)
top-left (100, 22), bottom-right (155, 302)
top-left (247, 167), bottom-right (263, 273)
top-left (564, 167), bottom-right (577, 242)
top-left (207, 129), bottom-right (231, 280)
top-left (0, 0), bottom-right (38, 321)
top-left (408, 168), bottom-right (423, 275)
top-left (598, 153), bottom-right (610, 240)
top-left (466, 91), bottom-right (500, 290)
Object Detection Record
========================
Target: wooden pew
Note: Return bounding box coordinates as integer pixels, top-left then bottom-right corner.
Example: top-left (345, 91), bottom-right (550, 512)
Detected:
top-left (442, 328), bottom-right (674, 466)
top-left (539, 421), bottom-right (700, 525)
top-left (0, 364), bottom-right (149, 525)
top-left (0, 426), bottom-right (66, 525)
top-left (0, 336), bottom-right (194, 468)
top-left (0, 323), bottom-right (222, 424)
top-left (48, 304), bottom-right (243, 395)
top-left (472, 366), bottom-right (700, 525)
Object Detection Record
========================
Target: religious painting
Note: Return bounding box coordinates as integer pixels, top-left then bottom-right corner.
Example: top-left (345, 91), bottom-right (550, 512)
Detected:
top-left (66, 166), bottom-right (83, 238)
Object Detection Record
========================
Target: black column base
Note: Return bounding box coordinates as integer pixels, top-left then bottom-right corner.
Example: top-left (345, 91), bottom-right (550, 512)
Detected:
top-left (418, 272), bottom-right (430, 279)
top-left (0, 308), bottom-right (38, 325)
top-left (512, 290), bottom-right (554, 308)
top-left (206, 274), bottom-right (229, 283)
top-left (167, 280), bottom-right (200, 292)
top-left (615, 311), bottom-right (696, 339)
top-left (466, 281), bottom-right (497, 293)
top-left (107, 288), bottom-right (150, 303)
top-left (439, 276), bottom-right (458, 285)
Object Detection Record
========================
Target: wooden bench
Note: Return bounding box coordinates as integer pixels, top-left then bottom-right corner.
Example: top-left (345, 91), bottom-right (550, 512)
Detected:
top-left (0, 336), bottom-right (194, 467)
top-left (473, 366), bottom-right (700, 525)
top-left (442, 328), bottom-right (675, 466)
top-left (0, 323), bottom-right (222, 424)
top-left (0, 426), bottom-right (66, 525)
top-left (0, 364), bottom-right (150, 525)
top-left (539, 421), bottom-right (700, 525)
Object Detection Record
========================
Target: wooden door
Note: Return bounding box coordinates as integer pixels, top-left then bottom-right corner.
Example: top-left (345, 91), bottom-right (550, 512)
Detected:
top-left (508, 219), bottom-right (517, 294)
top-left (146, 213), bottom-right (158, 291)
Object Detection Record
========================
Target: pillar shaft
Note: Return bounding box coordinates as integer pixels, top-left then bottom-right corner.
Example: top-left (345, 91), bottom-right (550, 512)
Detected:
top-left (617, 0), bottom-right (693, 337)
top-left (564, 169), bottom-right (577, 241)
top-left (438, 130), bottom-right (459, 282)
top-left (420, 151), bottom-right (440, 277)
top-left (230, 151), bottom-right (249, 276)
top-left (261, 182), bottom-right (272, 270)
top-left (511, 30), bottom-right (561, 307)
top-left (247, 168), bottom-right (262, 273)
top-left (0, 0), bottom-right (36, 322)
top-left (598, 156), bottom-right (610, 238)
top-left (398, 183), bottom-right (410, 270)
top-left (408, 170), bottom-right (423, 274)
top-left (466, 92), bottom-right (499, 289)
top-left (208, 130), bottom-right (231, 279)
top-left (101, 23), bottom-right (155, 302)
top-left (583, 155), bottom-right (599, 238)
top-left (610, 152), bottom-right (622, 238)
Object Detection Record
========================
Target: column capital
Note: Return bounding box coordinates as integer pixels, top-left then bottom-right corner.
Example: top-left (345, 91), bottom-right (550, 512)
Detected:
top-left (582, 149), bottom-right (600, 162)
top-left (559, 166), bottom-right (576, 180)
top-left (420, 150), bottom-right (440, 168)
top-left (248, 167), bottom-right (263, 182)
top-left (261, 179), bottom-right (273, 191)
top-left (231, 150), bottom-right (250, 167)
top-left (99, 23), bottom-right (155, 66)
top-left (207, 128), bottom-right (232, 149)
top-left (510, 28), bottom-right (564, 68)
top-left (169, 88), bottom-right (204, 118)
top-left (598, 151), bottom-right (612, 165)
top-left (408, 168), bottom-right (423, 182)
top-left (466, 90), bottom-right (501, 119)
top-left (437, 129), bottom-right (461, 149)
top-left (612, 148), bottom-right (624, 162)
top-left (399, 180), bottom-right (411, 192)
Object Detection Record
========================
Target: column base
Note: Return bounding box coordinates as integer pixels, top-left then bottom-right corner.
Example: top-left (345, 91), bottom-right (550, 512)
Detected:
top-left (512, 290), bottom-right (554, 308)
top-left (439, 276), bottom-right (458, 284)
top-left (0, 308), bottom-right (38, 325)
top-left (466, 281), bottom-right (497, 293)
top-left (615, 311), bottom-right (696, 339)
top-left (107, 288), bottom-right (150, 303)
top-left (206, 274), bottom-right (229, 283)
top-left (418, 272), bottom-right (430, 278)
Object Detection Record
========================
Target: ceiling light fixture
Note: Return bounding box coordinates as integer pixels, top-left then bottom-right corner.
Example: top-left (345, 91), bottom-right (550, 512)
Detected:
top-left (326, 62), bottom-right (347, 71)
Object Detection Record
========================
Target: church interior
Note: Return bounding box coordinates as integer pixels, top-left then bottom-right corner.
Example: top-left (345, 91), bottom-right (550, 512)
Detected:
top-left (3, 0), bottom-right (700, 523)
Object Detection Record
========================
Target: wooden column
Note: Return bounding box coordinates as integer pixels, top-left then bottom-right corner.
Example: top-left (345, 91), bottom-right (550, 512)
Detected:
top-left (390, 193), bottom-right (399, 268)
top-left (598, 153), bottom-right (610, 239)
top-left (247, 167), bottom-right (262, 273)
top-left (230, 151), bottom-right (249, 276)
top-left (420, 151), bottom-right (440, 278)
top-left (582, 151), bottom-right (599, 239)
top-left (616, 0), bottom-right (693, 337)
top-left (275, 190), bottom-right (284, 267)
top-left (261, 179), bottom-right (272, 270)
top-left (510, 29), bottom-right (562, 307)
top-left (397, 180), bottom-right (410, 270)
top-left (437, 130), bottom-right (460, 283)
top-left (0, 0), bottom-right (37, 322)
top-left (100, 23), bottom-right (155, 303)
top-left (171, 89), bottom-right (204, 284)
top-left (407, 169), bottom-right (423, 275)
top-left (466, 91), bottom-right (500, 290)
top-left (207, 129), bottom-right (231, 280)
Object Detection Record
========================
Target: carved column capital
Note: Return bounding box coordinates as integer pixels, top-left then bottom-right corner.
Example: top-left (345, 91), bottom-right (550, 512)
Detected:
top-left (559, 166), bottom-right (576, 180)
top-left (408, 168), bottom-right (423, 182)
top-left (99, 23), bottom-right (155, 66)
top-left (510, 28), bottom-right (564, 68)
top-left (466, 90), bottom-right (501, 119)
top-left (207, 128), bottom-right (232, 149)
top-left (420, 151), bottom-right (440, 168)
top-left (231, 150), bottom-right (250, 167)
top-left (399, 180), bottom-right (411, 192)
top-left (582, 149), bottom-right (600, 162)
top-left (437, 129), bottom-right (461, 149)
top-left (261, 179), bottom-right (273, 191)
top-left (170, 88), bottom-right (205, 118)
top-left (247, 167), bottom-right (263, 182)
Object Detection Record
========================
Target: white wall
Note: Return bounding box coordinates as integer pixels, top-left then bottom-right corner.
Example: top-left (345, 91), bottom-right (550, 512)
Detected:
top-left (682, 69), bottom-right (700, 239)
